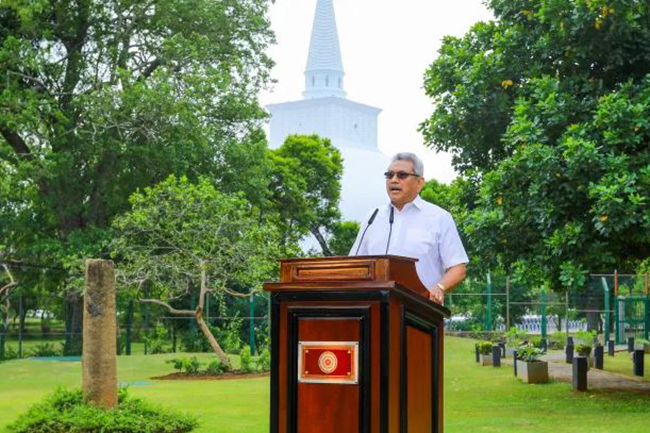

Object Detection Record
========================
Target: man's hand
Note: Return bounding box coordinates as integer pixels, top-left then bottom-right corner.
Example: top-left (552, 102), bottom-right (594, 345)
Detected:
top-left (428, 286), bottom-right (444, 304)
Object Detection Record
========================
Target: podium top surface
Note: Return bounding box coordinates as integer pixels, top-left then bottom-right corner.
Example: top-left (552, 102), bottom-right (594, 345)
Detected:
top-left (270, 255), bottom-right (425, 293)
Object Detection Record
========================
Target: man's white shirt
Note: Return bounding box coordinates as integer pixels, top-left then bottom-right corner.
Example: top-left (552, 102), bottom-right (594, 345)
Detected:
top-left (349, 196), bottom-right (469, 293)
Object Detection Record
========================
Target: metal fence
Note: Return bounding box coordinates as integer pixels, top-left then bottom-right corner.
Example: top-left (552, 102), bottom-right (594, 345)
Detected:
top-left (444, 272), bottom-right (650, 343)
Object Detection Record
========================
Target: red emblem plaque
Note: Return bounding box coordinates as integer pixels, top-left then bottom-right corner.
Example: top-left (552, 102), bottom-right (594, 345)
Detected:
top-left (297, 341), bottom-right (359, 384)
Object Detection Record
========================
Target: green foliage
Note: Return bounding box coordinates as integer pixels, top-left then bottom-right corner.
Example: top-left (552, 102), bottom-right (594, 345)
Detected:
top-left (506, 327), bottom-right (527, 345)
top-left (8, 387), bottom-right (198, 432)
top-left (0, 0), bottom-right (275, 298)
top-left (165, 356), bottom-right (202, 375)
top-left (144, 324), bottom-right (172, 355)
top-left (328, 221), bottom-right (360, 256)
top-left (257, 347), bottom-right (271, 373)
top-left (477, 341), bottom-right (493, 355)
top-left (516, 345), bottom-right (544, 363)
top-left (205, 359), bottom-right (227, 375)
top-left (29, 342), bottom-right (60, 358)
top-left (576, 344), bottom-right (592, 357)
top-left (267, 135), bottom-right (343, 254)
top-left (421, 0), bottom-right (650, 288)
top-left (529, 336), bottom-right (544, 349)
top-left (549, 332), bottom-right (568, 350)
top-left (239, 345), bottom-right (254, 374)
top-left (574, 330), bottom-right (597, 345)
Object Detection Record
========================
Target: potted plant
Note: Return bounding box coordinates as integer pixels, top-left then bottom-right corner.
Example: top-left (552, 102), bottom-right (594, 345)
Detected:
top-left (634, 338), bottom-right (650, 354)
top-left (515, 345), bottom-right (549, 384)
top-left (477, 341), bottom-right (493, 366)
top-left (575, 344), bottom-right (593, 368)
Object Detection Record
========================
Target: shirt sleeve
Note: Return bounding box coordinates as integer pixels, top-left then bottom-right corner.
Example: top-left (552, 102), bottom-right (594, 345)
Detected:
top-left (438, 212), bottom-right (469, 270)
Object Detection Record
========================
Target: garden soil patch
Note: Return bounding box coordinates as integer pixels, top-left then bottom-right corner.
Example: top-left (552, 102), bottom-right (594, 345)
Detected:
top-left (151, 372), bottom-right (269, 381)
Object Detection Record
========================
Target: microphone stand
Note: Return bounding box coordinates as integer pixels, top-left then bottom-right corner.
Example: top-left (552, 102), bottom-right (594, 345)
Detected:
top-left (385, 206), bottom-right (394, 255)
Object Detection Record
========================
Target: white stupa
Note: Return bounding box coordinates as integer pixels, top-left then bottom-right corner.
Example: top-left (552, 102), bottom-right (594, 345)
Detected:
top-left (267, 0), bottom-right (389, 225)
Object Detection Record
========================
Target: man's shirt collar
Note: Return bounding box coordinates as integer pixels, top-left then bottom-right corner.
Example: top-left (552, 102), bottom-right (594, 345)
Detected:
top-left (387, 195), bottom-right (424, 212)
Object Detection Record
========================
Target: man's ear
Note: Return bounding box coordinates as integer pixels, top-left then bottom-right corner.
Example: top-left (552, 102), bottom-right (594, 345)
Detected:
top-left (417, 177), bottom-right (425, 192)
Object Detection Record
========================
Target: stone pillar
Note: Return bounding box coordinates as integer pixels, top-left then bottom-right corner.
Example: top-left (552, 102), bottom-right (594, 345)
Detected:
top-left (82, 259), bottom-right (117, 408)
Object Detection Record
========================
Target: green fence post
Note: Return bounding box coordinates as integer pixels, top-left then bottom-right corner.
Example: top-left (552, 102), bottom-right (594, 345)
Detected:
top-left (485, 272), bottom-right (492, 332)
top-left (643, 296), bottom-right (650, 341)
top-left (541, 287), bottom-right (547, 340)
top-left (602, 279), bottom-right (611, 344)
top-left (249, 295), bottom-right (256, 355)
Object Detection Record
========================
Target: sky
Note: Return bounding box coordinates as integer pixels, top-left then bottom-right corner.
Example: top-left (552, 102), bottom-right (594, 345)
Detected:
top-left (259, 0), bottom-right (494, 182)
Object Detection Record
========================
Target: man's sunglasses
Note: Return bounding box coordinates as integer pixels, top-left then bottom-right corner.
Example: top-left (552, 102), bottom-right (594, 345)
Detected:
top-left (384, 171), bottom-right (420, 180)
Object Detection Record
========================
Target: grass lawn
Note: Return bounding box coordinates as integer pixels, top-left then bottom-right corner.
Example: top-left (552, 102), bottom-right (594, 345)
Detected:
top-left (1, 337), bottom-right (650, 432)
top-left (602, 350), bottom-right (650, 381)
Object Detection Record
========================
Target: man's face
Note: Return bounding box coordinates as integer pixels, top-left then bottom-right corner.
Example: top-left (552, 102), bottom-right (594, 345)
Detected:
top-left (385, 160), bottom-right (424, 210)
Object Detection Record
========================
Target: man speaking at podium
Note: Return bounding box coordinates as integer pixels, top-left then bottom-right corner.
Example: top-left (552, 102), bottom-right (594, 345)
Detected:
top-left (349, 152), bottom-right (468, 304)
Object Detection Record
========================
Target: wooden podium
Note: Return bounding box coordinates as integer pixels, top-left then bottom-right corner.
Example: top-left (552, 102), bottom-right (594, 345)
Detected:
top-left (264, 256), bottom-right (450, 433)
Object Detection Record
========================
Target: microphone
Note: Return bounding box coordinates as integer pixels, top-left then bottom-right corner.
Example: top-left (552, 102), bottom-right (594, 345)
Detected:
top-left (354, 208), bottom-right (379, 255)
top-left (385, 206), bottom-right (394, 255)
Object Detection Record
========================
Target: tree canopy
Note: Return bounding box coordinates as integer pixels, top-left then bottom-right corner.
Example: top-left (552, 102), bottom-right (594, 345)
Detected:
top-left (0, 0), bottom-right (274, 276)
top-left (421, 0), bottom-right (650, 289)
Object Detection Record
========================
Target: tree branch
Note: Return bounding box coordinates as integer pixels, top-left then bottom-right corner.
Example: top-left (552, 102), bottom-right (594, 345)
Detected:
top-left (138, 298), bottom-right (195, 316)
top-left (0, 128), bottom-right (33, 161)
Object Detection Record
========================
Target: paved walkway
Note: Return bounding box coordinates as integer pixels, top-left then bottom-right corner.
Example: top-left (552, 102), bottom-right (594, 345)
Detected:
top-left (501, 350), bottom-right (650, 393)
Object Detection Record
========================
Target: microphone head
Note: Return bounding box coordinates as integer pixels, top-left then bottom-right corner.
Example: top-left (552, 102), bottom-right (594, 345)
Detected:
top-left (368, 208), bottom-right (379, 225)
top-left (389, 206), bottom-right (394, 224)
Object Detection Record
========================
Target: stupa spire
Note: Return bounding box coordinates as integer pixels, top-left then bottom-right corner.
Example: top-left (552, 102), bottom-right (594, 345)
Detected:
top-left (303, 0), bottom-right (346, 99)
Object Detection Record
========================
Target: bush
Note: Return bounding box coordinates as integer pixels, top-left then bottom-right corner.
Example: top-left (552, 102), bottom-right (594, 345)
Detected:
top-left (549, 331), bottom-right (567, 350)
top-left (8, 387), bottom-right (198, 432)
top-left (1, 345), bottom-right (20, 361)
top-left (239, 345), bottom-right (254, 373)
top-left (574, 330), bottom-right (597, 345)
top-left (165, 356), bottom-right (203, 374)
top-left (516, 345), bottom-right (544, 362)
top-left (30, 342), bottom-right (61, 357)
top-left (205, 359), bottom-right (226, 375)
top-left (506, 327), bottom-right (527, 346)
top-left (257, 347), bottom-right (271, 373)
top-left (477, 341), bottom-right (493, 355)
top-left (576, 344), bottom-right (592, 357)
top-left (144, 324), bottom-right (172, 354)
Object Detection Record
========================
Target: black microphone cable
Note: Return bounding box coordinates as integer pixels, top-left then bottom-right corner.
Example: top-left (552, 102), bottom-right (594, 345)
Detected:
top-left (354, 208), bottom-right (379, 255)
top-left (385, 206), bottom-right (394, 255)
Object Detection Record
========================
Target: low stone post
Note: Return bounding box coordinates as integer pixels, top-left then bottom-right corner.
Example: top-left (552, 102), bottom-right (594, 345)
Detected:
top-left (82, 259), bottom-right (117, 408)
top-left (607, 340), bottom-right (615, 357)
top-left (499, 342), bottom-right (506, 358)
top-left (633, 349), bottom-right (644, 377)
top-left (572, 356), bottom-right (588, 392)
top-left (594, 345), bottom-right (604, 370)
top-left (565, 344), bottom-right (574, 364)
top-left (492, 345), bottom-right (501, 367)
top-left (628, 337), bottom-right (635, 353)
top-left (513, 350), bottom-right (518, 377)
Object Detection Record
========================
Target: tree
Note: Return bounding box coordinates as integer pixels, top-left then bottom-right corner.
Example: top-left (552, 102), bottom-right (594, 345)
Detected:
top-left (267, 135), bottom-right (343, 254)
top-left (421, 0), bottom-right (650, 297)
top-left (111, 175), bottom-right (279, 368)
top-left (0, 0), bottom-right (275, 347)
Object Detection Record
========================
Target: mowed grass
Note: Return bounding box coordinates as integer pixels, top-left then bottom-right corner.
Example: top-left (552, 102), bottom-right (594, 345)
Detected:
top-left (1, 338), bottom-right (650, 432)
